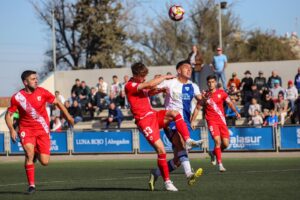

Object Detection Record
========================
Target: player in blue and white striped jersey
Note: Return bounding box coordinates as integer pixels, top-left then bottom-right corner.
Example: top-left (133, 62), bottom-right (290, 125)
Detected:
top-left (148, 60), bottom-right (204, 191)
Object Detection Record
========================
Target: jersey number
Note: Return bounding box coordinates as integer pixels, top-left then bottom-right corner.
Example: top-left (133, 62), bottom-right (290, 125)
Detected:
top-left (143, 127), bottom-right (153, 137)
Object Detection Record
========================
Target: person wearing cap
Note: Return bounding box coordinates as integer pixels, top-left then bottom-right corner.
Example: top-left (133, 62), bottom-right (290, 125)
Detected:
top-left (285, 80), bottom-right (298, 112)
top-left (294, 67), bottom-right (300, 93)
top-left (211, 47), bottom-right (227, 90)
top-left (267, 70), bottom-right (282, 89)
top-left (188, 45), bottom-right (204, 86)
top-left (254, 71), bottom-right (267, 92)
top-left (240, 70), bottom-right (253, 104)
top-left (227, 72), bottom-right (241, 90)
top-left (270, 79), bottom-right (284, 102)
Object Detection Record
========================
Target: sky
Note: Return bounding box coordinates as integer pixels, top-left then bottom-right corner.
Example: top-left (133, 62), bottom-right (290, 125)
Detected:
top-left (0, 0), bottom-right (300, 96)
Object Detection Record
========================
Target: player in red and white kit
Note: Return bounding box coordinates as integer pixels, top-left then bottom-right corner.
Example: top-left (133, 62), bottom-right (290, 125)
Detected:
top-left (192, 75), bottom-right (240, 172)
top-left (5, 70), bottom-right (74, 194)
top-left (125, 62), bottom-right (201, 191)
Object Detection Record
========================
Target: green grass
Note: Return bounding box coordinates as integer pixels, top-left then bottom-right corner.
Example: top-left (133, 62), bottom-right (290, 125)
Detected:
top-left (0, 157), bottom-right (300, 200)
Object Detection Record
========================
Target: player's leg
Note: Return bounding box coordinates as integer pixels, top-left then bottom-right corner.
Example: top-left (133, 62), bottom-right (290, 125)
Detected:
top-left (218, 125), bottom-right (230, 172)
top-left (208, 124), bottom-right (224, 170)
top-left (22, 141), bottom-right (37, 194)
top-left (36, 134), bottom-right (51, 166)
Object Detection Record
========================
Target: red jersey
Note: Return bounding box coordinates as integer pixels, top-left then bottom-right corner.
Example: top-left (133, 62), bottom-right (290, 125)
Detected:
top-left (7, 87), bottom-right (55, 135)
top-left (204, 89), bottom-right (230, 125)
top-left (125, 78), bottom-right (154, 121)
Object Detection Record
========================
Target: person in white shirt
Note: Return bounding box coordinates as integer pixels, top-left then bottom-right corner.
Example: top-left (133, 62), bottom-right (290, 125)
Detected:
top-left (248, 98), bottom-right (261, 117)
top-left (285, 80), bottom-right (298, 112)
top-left (96, 77), bottom-right (108, 95)
top-left (55, 91), bottom-right (65, 104)
top-left (248, 110), bottom-right (263, 127)
top-left (110, 75), bottom-right (122, 97)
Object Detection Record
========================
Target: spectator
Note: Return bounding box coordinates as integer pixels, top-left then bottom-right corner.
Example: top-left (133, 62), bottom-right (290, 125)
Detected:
top-left (51, 104), bottom-right (61, 118)
top-left (79, 81), bottom-right (90, 108)
top-left (211, 47), bottom-right (227, 90)
top-left (12, 111), bottom-right (19, 130)
top-left (244, 84), bottom-right (262, 105)
top-left (188, 45), bottom-right (204, 85)
top-left (241, 70), bottom-right (253, 104)
top-left (227, 83), bottom-right (241, 102)
top-left (263, 109), bottom-right (278, 127)
top-left (116, 90), bottom-right (126, 108)
top-left (248, 98), bottom-right (261, 117)
top-left (96, 77), bottom-right (108, 95)
top-left (285, 80), bottom-right (298, 112)
top-left (110, 75), bottom-right (122, 97)
top-left (95, 87), bottom-right (108, 110)
top-left (106, 102), bottom-right (123, 129)
top-left (248, 110), bottom-right (263, 127)
top-left (267, 70), bottom-right (282, 88)
top-left (254, 70), bottom-right (267, 92)
top-left (69, 100), bottom-right (83, 124)
top-left (166, 72), bottom-right (172, 76)
top-left (55, 91), bottom-right (65, 104)
top-left (225, 97), bottom-right (240, 126)
top-left (227, 72), bottom-right (241, 90)
top-left (291, 95), bottom-right (300, 124)
top-left (51, 117), bottom-right (62, 132)
top-left (294, 67), bottom-right (300, 93)
top-left (261, 93), bottom-right (275, 112)
top-left (71, 78), bottom-right (82, 98)
top-left (270, 80), bottom-right (284, 102)
top-left (86, 87), bottom-right (98, 119)
top-left (121, 75), bottom-right (130, 108)
top-left (275, 92), bottom-right (288, 126)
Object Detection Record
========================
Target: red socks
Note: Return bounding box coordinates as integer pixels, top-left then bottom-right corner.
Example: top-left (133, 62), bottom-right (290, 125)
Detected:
top-left (174, 114), bottom-right (190, 141)
top-left (157, 154), bottom-right (170, 182)
top-left (214, 147), bottom-right (222, 164)
top-left (25, 164), bottom-right (35, 186)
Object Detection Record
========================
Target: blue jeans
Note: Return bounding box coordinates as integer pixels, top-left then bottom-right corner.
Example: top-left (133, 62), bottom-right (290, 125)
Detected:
top-left (74, 116), bottom-right (83, 124)
top-left (215, 71), bottom-right (226, 90)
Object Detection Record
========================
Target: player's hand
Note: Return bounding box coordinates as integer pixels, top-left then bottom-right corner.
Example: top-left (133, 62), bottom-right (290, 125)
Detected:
top-left (10, 129), bottom-right (17, 143)
top-left (236, 113), bottom-right (241, 119)
top-left (191, 121), bottom-right (197, 130)
top-left (164, 75), bottom-right (176, 80)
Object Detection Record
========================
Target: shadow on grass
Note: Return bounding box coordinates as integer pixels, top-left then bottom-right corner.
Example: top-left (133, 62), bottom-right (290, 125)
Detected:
top-left (40, 187), bottom-right (150, 192)
top-left (0, 191), bottom-right (26, 195)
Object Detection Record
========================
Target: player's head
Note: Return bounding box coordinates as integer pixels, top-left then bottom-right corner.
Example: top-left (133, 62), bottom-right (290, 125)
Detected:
top-left (176, 60), bottom-right (192, 80)
top-left (206, 75), bottom-right (217, 91)
top-left (21, 70), bottom-right (38, 91)
top-left (131, 62), bottom-right (149, 82)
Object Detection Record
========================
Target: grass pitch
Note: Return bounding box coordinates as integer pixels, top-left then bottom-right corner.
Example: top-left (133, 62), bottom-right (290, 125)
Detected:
top-left (0, 157), bottom-right (299, 200)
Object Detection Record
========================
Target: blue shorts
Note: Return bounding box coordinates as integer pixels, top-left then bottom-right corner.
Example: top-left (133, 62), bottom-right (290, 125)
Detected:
top-left (164, 120), bottom-right (192, 141)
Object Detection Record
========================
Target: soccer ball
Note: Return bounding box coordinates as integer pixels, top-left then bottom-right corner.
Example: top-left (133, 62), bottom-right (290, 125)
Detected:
top-left (168, 5), bottom-right (185, 21)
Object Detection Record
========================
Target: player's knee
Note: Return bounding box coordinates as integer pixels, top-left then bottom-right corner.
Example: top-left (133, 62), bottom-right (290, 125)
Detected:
top-left (170, 110), bottom-right (179, 118)
top-left (214, 140), bottom-right (222, 147)
top-left (157, 147), bottom-right (166, 154)
top-left (222, 142), bottom-right (229, 149)
top-left (40, 159), bottom-right (49, 166)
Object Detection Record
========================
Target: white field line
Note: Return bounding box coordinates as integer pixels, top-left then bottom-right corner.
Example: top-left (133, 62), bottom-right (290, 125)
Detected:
top-left (0, 168), bottom-right (299, 188)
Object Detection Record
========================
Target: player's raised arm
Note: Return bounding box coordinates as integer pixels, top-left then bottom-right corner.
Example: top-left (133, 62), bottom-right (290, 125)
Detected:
top-left (137, 75), bottom-right (175, 91)
top-left (53, 99), bottom-right (74, 126)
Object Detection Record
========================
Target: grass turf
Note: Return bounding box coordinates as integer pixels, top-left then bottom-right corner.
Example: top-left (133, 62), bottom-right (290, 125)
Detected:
top-left (0, 157), bottom-right (299, 200)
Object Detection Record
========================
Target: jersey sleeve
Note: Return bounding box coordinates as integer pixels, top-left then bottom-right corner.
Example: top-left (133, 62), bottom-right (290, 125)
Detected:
top-left (125, 82), bottom-right (140, 95)
top-left (192, 83), bottom-right (201, 96)
top-left (42, 88), bottom-right (56, 104)
top-left (7, 96), bottom-right (18, 114)
top-left (222, 90), bottom-right (230, 103)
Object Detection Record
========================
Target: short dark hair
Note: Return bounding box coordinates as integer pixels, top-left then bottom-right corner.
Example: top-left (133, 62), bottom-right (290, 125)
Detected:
top-left (112, 75), bottom-right (118, 79)
top-left (176, 60), bottom-right (190, 70)
top-left (99, 77), bottom-right (103, 80)
top-left (21, 70), bottom-right (36, 81)
top-left (206, 75), bottom-right (217, 82)
top-left (131, 62), bottom-right (149, 76)
top-left (75, 78), bottom-right (80, 81)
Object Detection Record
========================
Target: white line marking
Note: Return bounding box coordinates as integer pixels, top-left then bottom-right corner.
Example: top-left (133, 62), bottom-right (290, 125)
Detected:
top-left (0, 168), bottom-right (299, 188)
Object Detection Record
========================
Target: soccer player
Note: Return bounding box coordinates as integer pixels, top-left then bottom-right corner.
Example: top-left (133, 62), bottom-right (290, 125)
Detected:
top-left (5, 70), bottom-right (74, 194)
top-left (191, 75), bottom-right (240, 172)
top-left (125, 62), bottom-right (201, 192)
top-left (148, 60), bottom-right (204, 190)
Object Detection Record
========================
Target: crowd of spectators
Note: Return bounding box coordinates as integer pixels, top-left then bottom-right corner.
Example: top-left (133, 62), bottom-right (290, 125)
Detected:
top-left (48, 65), bottom-right (300, 131)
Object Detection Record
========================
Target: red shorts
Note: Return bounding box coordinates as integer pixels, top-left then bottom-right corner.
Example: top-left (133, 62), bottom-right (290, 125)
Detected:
top-left (136, 110), bottom-right (167, 146)
top-left (19, 130), bottom-right (51, 155)
top-left (208, 123), bottom-right (229, 139)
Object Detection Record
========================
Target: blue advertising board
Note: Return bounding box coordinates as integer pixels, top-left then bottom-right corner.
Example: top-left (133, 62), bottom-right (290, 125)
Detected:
top-left (139, 129), bottom-right (202, 153)
top-left (208, 127), bottom-right (274, 151)
top-left (0, 133), bottom-right (4, 153)
top-left (10, 132), bottom-right (68, 154)
top-left (73, 131), bottom-right (133, 153)
top-left (280, 126), bottom-right (300, 150)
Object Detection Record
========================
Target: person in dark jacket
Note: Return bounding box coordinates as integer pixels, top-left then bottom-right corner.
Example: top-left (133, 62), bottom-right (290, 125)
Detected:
top-left (241, 70), bottom-right (253, 105)
top-left (188, 45), bottom-right (204, 86)
top-left (254, 71), bottom-right (267, 91)
top-left (106, 102), bottom-right (123, 129)
top-left (69, 100), bottom-right (83, 124)
top-left (294, 67), bottom-right (300, 93)
top-left (267, 70), bottom-right (282, 88)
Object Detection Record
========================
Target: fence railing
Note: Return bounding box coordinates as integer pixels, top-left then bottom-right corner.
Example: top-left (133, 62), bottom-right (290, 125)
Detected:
top-left (0, 126), bottom-right (300, 155)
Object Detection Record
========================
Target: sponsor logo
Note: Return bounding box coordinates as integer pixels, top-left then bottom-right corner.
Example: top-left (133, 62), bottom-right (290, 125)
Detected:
top-left (297, 129), bottom-right (300, 144)
top-left (76, 138), bottom-right (130, 146)
top-left (37, 96), bottom-right (41, 101)
top-left (228, 130), bottom-right (262, 149)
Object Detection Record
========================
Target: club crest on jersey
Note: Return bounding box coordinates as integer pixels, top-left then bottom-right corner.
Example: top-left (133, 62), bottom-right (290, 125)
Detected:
top-left (218, 94), bottom-right (221, 98)
top-left (185, 86), bottom-right (190, 91)
top-left (20, 131), bottom-right (26, 138)
top-left (131, 83), bottom-right (137, 87)
top-left (37, 96), bottom-right (41, 101)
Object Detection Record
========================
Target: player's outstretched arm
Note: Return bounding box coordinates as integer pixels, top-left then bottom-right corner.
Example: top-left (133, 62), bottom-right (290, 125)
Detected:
top-left (147, 88), bottom-right (166, 96)
top-left (137, 75), bottom-right (175, 91)
top-left (53, 100), bottom-right (74, 126)
top-left (226, 99), bottom-right (241, 119)
top-left (5, 111), bottom-right (17, 142)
